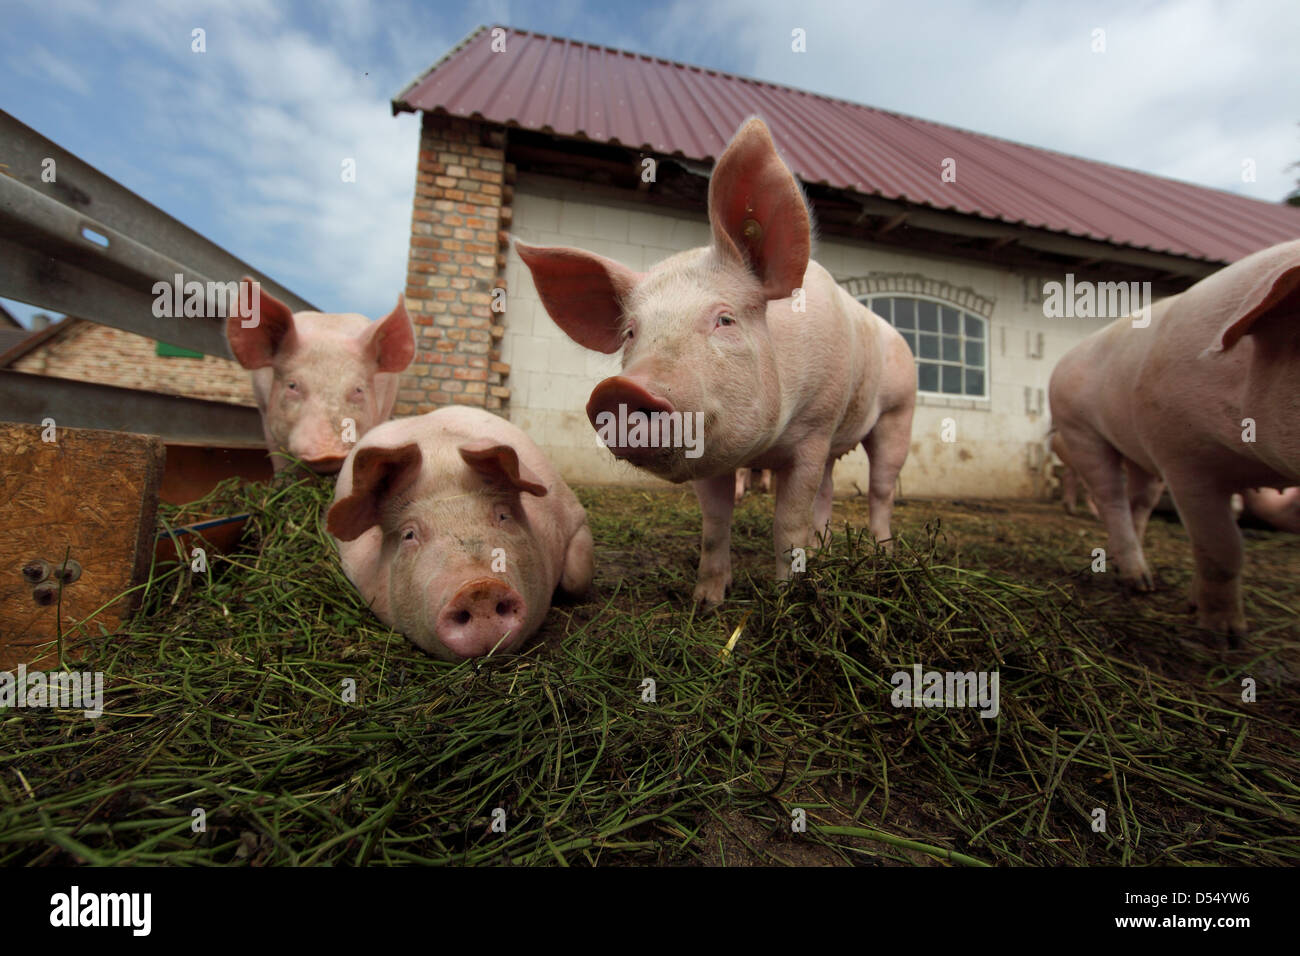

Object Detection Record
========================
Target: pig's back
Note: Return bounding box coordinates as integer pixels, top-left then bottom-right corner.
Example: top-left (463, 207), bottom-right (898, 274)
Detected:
top-left (416, 407), bottom-right (588, 592)
top-left (339, 407), bottom-right (568, 493)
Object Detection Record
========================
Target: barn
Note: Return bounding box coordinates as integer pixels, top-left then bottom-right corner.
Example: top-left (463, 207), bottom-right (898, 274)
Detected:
top-left (390, 25), bottom-right (1300, 498)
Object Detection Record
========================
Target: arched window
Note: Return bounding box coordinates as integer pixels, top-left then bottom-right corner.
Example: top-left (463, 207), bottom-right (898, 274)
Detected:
top-left (859, 295), bottom-right (988, 398)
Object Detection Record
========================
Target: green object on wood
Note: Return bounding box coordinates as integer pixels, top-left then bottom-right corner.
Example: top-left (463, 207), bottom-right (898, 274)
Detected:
top-left (156, 341), bottom-right (204, 358)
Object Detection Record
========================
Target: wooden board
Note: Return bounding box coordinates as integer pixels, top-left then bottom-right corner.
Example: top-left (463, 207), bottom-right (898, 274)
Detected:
top-left (0, 423), bottom-right (164, 670)
top-left (159, 442), bottom-right (271, 506)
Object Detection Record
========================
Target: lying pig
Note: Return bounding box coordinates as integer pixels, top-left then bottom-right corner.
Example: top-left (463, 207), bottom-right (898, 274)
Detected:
top-left (516, 117), bottom-right (916, 605)
top-left (734, 468), bottom-right (773, 504)
top-left (1049, 238), bottom-right (1300, 638)
top-left (1241, 487), bottom-right (1300, 533)
top-left (326, 407), bottom-right (594, 660)
top-left (226, 277), bottom-right (414, 473)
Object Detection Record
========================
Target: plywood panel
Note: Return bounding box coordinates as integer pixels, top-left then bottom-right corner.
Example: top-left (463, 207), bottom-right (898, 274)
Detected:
top-left (0, 423), bottom-right (164, 670)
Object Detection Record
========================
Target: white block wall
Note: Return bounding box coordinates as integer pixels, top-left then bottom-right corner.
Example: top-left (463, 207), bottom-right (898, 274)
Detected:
top-left (504, 175), bottom-right (1113, 498)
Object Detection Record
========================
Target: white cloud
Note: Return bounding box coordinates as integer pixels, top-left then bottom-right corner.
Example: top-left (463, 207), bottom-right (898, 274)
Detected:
top-left (14, 0), bottom-right (431, 319)
top-left (7, 0), bottom-right (1296, 330)
top-left (651, 0), bottom-right (1300, 202)
top-left (19, 44), bottom-right (91, 95)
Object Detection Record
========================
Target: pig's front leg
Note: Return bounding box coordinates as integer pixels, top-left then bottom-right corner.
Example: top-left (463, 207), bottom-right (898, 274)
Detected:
top-left (1167, 475), bottom-right (1247, 641)
top-left (812, 461), bottom-right (834, 547)
top-left (772, 447), bottom-right (829, 580)
top-left (733, 469), bottom-right (748, 505)
top-left (693, 472), bottom-right (737, 605)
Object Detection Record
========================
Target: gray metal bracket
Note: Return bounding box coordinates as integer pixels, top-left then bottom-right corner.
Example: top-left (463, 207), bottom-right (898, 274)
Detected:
top-left (0, 108), bottom-right (315, 357)
top-left (0, 109), bottom-right (316, 443)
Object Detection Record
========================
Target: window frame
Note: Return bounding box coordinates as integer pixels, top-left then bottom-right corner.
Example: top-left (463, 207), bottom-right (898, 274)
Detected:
top-left (859, 293), bottom-right (991, 400)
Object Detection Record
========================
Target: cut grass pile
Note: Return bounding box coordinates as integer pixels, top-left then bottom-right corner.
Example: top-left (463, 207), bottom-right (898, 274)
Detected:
top-left (1, 477), bottom-right (1297, 865)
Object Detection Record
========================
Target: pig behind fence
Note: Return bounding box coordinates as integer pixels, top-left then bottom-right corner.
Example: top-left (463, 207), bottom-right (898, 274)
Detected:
top-left (517, 117), bottom-right (917, 605)
top-left (326, 407), bottom-right (594, 660)
top-left (1049, 238), bottom-right (1300, 640)
top-left (226, 278), bottom-right (415, 474)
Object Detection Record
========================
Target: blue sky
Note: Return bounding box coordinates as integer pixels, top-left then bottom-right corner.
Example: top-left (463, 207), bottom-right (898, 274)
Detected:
top-left (3, 0), bottom-right (1298, 327)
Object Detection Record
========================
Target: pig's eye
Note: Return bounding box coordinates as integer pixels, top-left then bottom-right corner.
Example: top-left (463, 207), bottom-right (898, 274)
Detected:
top-left (716, 313), bottom-right (736, 328)
top-left (286, 381), bottom-right (300, 393)
top-left (495, 506), bottom-right (512, 525)
top-left (623, 327), bottom-right (634, 341)
top-left (399, 526), bottom-right (419, 545)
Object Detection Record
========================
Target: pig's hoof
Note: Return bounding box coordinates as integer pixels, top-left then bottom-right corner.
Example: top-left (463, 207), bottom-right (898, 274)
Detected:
top-left (1197, 610), bottom-right (1249, 646)
top-left (1119, 570), bottom-right (1155, 592)
top-left (693, 578), bottom-right (729, 608)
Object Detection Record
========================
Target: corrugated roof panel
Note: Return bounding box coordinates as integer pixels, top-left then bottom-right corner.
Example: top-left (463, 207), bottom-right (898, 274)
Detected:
top-left (395, 26), bottom-right (1300, 264)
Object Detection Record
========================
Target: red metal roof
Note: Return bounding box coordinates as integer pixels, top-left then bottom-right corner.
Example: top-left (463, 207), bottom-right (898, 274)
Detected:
top-left (395, 26), bottom-right (1300, 265)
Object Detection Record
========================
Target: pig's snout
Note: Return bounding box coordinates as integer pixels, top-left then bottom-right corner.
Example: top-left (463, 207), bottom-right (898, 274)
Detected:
top-left (302, 454), bottom-right (347, 474)
top-left (587, 376), bottom-right (676, 460)
top-left (435, 577), bottom-right (527, 658)
top-left (587, 376), bottom-right (676, 424)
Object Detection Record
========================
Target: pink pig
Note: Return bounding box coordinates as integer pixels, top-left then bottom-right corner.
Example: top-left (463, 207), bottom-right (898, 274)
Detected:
top-left (326, 407), bottom-right (594, 660)
top-left (226, 277), bottom-right (415, 474)
top-left (1049, 239), bottom-right (1300, 638)
top-left (1241, 487), bottom-right (1300, 533)
top-left (1050, 430), bottom-right (1103, 518)
top-left (734, 467), bottom-right (773, 504)
top-left (517, 118), bottom-right (916, 604)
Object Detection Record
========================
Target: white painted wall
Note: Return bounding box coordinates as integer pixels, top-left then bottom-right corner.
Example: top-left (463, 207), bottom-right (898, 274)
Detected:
top-left (504, 174), bottom-right (1112, 498)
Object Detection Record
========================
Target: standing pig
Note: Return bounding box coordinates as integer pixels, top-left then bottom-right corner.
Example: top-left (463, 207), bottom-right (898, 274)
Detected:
top-left (326, 407), bottom-right (594, 660)
top-left (516, 118), bottom-right (916, 605)
top-left (1049, 239), bottom-right (1300, 638)
top-left (226, 277), bottom-right (415, 474)
top-left (734, 468), bottom-right (773, 504)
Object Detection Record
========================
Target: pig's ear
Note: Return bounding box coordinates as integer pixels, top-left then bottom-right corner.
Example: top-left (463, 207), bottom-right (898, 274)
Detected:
top-left (226, 276), bottom-right (297, 369)
top-left (362, 295), bottom-right (416, 372)
top-left (458, 440), bottom-right (548, 496)
top-left (707, 118), bottom-right (811, 301)
top-left (327, 443), bottom-right (422, 541)
top-left (1213, 256), bottom-right (1300, 352)
top-left (515, 241), bottom-right (640, 354)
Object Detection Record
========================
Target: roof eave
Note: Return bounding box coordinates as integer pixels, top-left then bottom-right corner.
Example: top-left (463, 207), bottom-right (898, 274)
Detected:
top-left (391, 23), bottom-right (490, 116)
top-left (0, 316), bottom-right (81, 368)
